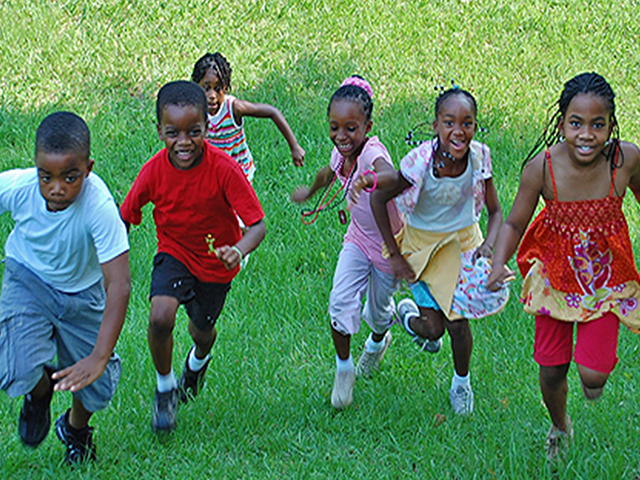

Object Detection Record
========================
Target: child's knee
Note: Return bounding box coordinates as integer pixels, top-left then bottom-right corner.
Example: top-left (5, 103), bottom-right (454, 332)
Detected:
top-left (577, 364), bottom-right (609, 400)
top-left (148, 309), bottom-right (177, 337)
top-left (581, 382), bottom-right (604, 400)
top-left (414, 310), bottom-right (445, 339)
top-left (540, 364), bottom-right (570, 387)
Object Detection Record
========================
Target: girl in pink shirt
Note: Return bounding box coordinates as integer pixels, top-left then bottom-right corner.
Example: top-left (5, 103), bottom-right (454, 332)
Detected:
top-left (292, 76), bottom-right (403, 410)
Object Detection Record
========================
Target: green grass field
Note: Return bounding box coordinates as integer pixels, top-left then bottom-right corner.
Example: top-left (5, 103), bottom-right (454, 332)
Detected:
top-left (1, 1), bottom-right (640, 478)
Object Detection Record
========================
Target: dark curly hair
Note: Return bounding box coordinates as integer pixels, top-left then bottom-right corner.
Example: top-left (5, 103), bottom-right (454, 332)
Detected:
top-left (191, 52), bottom-right (232, 90)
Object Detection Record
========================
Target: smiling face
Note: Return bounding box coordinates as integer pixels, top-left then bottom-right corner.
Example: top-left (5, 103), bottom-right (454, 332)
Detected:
top-left (433, 94), bottom-right (478, 161)
top-left (35, 150), bottom-right (93, 212)
top-left (198, 68), bottom-right (227, 116)
top-left (559, 93), bottom-right (613, 166)
top-left (328, 99), bottom-right (372, 162)
top-left (158, 104), bottom-right (206, 170)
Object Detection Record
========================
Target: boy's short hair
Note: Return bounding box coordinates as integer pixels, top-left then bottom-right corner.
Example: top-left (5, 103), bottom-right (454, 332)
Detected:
top-left (156, 81), bottom-right (208, 124)
top-left (35, 111), bottom-right (90, 159)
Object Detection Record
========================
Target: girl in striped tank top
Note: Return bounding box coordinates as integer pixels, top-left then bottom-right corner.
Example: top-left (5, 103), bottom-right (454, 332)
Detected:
top-left (192, 52), bottom-right (305, 183)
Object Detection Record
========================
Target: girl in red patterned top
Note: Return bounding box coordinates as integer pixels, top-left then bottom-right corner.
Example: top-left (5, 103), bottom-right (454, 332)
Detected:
top-left (488, 73), bottom-right (640, 460)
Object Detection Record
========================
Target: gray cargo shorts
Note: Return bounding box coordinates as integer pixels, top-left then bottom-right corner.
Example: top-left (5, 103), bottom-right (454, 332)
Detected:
top-left (0, 258), bottom-right (121, 412)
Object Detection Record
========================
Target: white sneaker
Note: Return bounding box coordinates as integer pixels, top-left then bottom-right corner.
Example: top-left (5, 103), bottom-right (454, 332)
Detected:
top-left (356, 332), bottom-right (392, 377)
top-left (397, 298), bottom-right (442, 353)
top-left (449, 384), bottom-right (474, 415)
top-left (331, 368), bottom-right (355, 410)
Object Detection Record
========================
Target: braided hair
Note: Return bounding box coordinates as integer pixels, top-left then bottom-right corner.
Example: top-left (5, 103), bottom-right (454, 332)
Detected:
top-left (191, 52), bottom-right (232, 90)
top-left (405, 86), bottom-right (479, 147)
top-left (327, 75), bottom-right (373, 121)
top-left (435, 88), bottom-right (477, 118)
top-left (523, 72), bottom-right (620, 170)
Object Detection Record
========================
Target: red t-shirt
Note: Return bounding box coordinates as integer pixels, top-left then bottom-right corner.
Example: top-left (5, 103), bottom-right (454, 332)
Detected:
top-left (121, 141), bottom-right (265, 283)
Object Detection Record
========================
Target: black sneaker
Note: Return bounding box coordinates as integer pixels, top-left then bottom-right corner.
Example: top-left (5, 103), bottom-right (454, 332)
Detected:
top-left (178, 347), bottom-right (211, 403)
top-left (19, 364), bottom-right (56, 447)
top-left (55, 410), bottom-right (96, 464)
top-left (151, 388), bottom-right (178, 431)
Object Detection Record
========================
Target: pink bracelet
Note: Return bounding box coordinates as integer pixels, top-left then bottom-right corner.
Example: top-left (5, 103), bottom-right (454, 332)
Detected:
top-left (362, 169), bottom-right (378, 192)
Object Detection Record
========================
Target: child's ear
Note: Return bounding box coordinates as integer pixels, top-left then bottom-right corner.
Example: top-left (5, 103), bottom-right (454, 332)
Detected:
top-left (85, 158), bottom-right (95, 176)
top-left (365, 120), bottom-right (373, 134)
top-left (157, 123), bottom-right (164, 141)
top-left (557, 117), bottom-right (565, 138)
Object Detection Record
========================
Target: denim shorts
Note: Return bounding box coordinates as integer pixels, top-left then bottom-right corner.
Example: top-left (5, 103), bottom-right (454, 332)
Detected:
top-left (150, 253), bottom-right (231, 332)
top-left (0, 258), bottom-right (121, 412)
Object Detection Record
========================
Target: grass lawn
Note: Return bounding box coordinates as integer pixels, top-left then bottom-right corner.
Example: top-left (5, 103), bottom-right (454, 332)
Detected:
top-left (1, 1), bottom-right (640, 478)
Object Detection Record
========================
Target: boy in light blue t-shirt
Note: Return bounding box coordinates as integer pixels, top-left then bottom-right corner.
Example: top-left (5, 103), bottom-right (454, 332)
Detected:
top-left (0, 112), bottom-right (130, 465)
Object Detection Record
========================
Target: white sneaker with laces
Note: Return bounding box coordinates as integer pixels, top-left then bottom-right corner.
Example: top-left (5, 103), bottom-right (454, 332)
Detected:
top-left (397, 298), bottom-right (443, 353)
top-left (356, 331), bottom-right (392, 377)
top-left (331, 368), bottom-right (355, 410)
top-left (449, 384), bottom-right (474, 414)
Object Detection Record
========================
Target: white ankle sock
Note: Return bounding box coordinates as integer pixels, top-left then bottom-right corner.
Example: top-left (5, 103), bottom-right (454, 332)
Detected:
top-left (156, 370), bottom-right (177, 392)
top-left (451, 371), bottom-right (470, 390)
top-left (188, 347), bottom-right (211, 372)
top-left (336, 355), bottom-right (354, 372)
top-left (365, 334), bottom-right (386, 353)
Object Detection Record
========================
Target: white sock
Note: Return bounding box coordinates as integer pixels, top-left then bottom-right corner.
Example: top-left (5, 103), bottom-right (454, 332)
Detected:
top-left (365, 334), bottom-right (386, 353)
top-left (156, 370), bottom-right (177, 392)
top-left (336, 354), bottom-right (354, 372)
top-left (451, 371), bottom-right (470, 390)
top-left (188, 347), bottom-right (211, 372)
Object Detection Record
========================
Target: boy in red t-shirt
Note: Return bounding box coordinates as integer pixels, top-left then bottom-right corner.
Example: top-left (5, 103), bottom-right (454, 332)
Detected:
top-left (120, 81), bottom-right (266, 431)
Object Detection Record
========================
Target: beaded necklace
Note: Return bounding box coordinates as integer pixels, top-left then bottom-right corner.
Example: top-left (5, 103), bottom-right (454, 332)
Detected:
top-left (301, 157), bottom-right (358, 225)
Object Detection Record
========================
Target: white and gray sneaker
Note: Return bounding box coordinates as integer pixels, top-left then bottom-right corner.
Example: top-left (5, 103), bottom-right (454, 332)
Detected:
top-left (331, 369), bottom-right (355, 410)
top-left (449, 384), bottom-right (474, 415)
top-left (397, 298), bottom-right (443, 353)
top-left (356, 331), bottom-right (392, 377)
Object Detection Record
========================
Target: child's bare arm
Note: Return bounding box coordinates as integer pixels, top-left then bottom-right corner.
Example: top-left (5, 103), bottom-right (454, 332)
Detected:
top-left (233, 99), bottom-right (305, 167)
top-left (349, 157), bottom-right (398, 206)
top-left (53, 252), bottom-right (131, 392)
top-left (487, 157), bottom-right (544, 290)
top-left (291, 166), bottom-right (333, 203)
top-left (623, 142), bottom-right (640, 204)
top-left (217, 219), bottom-right (266, 270)
top-left (474, 177), bottom-right (503, 260)
top-left (370, 165), bottom-right (415, 281)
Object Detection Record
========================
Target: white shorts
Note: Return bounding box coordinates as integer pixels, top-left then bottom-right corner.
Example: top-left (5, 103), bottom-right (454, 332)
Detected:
top-left (329, 243), bottom-right (398, 336)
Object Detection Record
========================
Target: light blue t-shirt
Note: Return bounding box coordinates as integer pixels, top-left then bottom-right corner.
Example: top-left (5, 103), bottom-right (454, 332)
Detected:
top-left (406, 158), bottom-right (475, 232)
top-left (0, 168), bottom-right (129, 292)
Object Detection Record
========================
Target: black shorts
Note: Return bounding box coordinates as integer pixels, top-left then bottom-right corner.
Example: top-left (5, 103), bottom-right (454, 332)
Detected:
top-left (150, 253), bottom-right (231, 332)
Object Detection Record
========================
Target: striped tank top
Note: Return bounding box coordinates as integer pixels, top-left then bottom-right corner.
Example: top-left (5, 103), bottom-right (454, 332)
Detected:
top-left (206, 95), bottom-right (256, 183)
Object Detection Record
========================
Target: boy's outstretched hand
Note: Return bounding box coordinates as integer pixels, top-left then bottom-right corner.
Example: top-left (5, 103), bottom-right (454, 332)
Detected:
top-left (216, 245), bottom-right (243, 270)
top-left (52, 353), bottom-right (109, 393)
